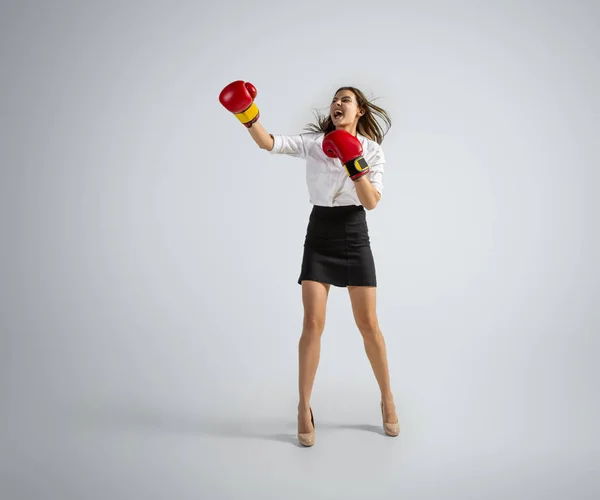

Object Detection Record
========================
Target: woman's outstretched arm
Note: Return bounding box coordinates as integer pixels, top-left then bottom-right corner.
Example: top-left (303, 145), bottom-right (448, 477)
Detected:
top-left (219, 80), bottom-right (274, 151)
top-left (248, 121), bottom-right (274, 151)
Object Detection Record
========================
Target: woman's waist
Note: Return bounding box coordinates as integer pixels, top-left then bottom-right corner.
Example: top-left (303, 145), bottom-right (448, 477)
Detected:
top-left (309, 204), bottom-right (365, 222)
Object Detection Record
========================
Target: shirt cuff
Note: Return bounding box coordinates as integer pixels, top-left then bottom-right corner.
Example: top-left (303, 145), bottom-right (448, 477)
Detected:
top-left (268, 134), bottom-right (282, 154)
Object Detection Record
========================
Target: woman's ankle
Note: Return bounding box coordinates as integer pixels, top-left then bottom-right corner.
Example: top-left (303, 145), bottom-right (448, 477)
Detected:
top-left (381, 393), bottom-right (395, 405)
top-left (298, 402), bottom-right (311, 411)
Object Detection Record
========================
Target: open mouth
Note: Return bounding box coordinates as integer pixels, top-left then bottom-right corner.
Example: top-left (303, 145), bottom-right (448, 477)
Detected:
top-left (333, 109), bottom-right (344, 119)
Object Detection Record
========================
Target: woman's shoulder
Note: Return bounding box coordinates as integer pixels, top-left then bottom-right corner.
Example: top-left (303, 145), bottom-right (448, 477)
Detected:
top-left (358, 133), bottom-right (383, 152)
top-left (300, 131), bottom-right (325, 140)
top-left (297, 131), bottom-right (325, 150)
top-left (357, 134), bottom-right (385, 165)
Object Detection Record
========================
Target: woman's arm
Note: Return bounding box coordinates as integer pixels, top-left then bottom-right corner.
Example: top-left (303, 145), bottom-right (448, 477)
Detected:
top-left (355, 176), bottom-right (381, 210)
top-left (219, 80), bottom-right (274, 151)
top-left (248, 122), bottom-right (275, 151)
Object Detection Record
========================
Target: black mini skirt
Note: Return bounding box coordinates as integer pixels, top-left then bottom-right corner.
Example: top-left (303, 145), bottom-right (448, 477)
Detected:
top-left (298, 204), bottom-right (377, 287)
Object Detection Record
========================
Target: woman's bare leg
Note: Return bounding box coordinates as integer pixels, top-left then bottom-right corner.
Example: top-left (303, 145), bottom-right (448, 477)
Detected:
top-left (347, 285), bottom-right (398, 425)
top-left (298, 280), bottom-right (330, 433)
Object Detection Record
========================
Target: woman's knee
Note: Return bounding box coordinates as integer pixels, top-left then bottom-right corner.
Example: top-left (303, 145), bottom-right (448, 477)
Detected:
top-left (301, 280), bottom-right (329, 337)
top-left (302, 315), bottom-right (325, 337)
top-left (356, 318), bottom-right (380, 341)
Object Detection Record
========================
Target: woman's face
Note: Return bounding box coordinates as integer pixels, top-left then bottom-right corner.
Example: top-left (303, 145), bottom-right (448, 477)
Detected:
top-left (330, 89), bottom-right (364, 128)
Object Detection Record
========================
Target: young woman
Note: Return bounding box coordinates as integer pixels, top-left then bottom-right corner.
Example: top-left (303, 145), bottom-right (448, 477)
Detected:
top-left (219, 81), bottom-right (399, 447)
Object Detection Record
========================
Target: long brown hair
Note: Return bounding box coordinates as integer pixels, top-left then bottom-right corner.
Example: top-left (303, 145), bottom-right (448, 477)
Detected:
top-left (304, 86), bottom-right (392, 144)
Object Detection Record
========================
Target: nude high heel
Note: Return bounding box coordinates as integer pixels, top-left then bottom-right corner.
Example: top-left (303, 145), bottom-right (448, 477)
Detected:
top-left (381, 401), bottom-right (400, 437)
top-left (298, 407), bottom-right (315, 447)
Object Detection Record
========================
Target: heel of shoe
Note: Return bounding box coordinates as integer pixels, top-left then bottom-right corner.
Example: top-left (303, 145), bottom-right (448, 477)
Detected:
top-left (298, 407), bottom-right (316, 447)
top-left (381, 401), bottom-right (400, 437)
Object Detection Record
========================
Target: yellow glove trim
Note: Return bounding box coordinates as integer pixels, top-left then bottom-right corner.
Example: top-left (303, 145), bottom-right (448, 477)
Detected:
top-left (235, 102), bottom-right (259, 124)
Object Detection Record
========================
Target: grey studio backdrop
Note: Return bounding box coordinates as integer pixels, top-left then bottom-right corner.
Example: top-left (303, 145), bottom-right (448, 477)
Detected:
top-left (1, 1), bottom-right (598, 499)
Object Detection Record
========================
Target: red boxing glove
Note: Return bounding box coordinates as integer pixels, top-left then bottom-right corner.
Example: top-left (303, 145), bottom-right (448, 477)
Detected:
top-left (219, 80), bottom-right (260, 128)
top-left (322, 130), bottom-right (371, 181)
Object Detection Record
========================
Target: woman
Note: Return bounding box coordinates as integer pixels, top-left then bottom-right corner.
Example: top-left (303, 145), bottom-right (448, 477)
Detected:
top-left (219, 81), bottom-right (399, 447)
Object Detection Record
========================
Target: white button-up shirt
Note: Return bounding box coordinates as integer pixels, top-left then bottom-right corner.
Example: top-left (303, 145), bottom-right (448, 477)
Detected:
top-left (269, 132), bottom-right (385, 207)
